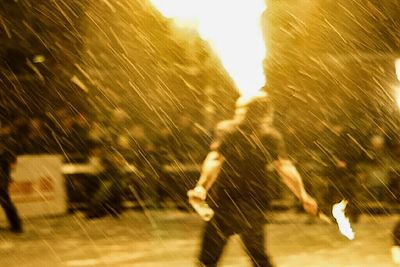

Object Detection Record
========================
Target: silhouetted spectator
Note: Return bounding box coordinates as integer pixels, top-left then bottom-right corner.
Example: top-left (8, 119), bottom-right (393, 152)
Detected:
top-left (0, 122), bottom-right (22, 233)
top-left (316, 122), bottom-right (363, 223)
top-left (86, 150), bottom-right (127, 219)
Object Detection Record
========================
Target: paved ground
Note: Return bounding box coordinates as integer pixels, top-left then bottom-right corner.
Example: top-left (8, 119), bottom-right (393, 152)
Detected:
top-left (0, 210), bottom-right (398, 267)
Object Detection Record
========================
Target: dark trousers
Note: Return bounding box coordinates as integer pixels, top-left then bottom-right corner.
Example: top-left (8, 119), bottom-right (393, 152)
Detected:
top-left (198, 220), bottom-right (274, 267)
top-left (86, 179), bottom-right (124, 218)
top-left (324, 168), bottom-right (361, 223)
top-left (0, 164), bottom-right (22, 230)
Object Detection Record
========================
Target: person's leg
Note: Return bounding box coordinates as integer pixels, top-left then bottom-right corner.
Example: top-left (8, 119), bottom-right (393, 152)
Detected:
top-left (341, 173), bottom-right (362, 223)
top-left (0, 187), bottom-right (22, 232)
top-left (198, 221), bottom-right (230, 267)
top-left (394, 221), bottom-right (400, 247)
top-left (86, 180), bottom-right (111, 219)
top-left (240, 224), bottom-right (274, 267)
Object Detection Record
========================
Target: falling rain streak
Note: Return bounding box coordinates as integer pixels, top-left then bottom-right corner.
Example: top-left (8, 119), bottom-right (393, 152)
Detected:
top-left (0, 1), bottom-right (399, 266)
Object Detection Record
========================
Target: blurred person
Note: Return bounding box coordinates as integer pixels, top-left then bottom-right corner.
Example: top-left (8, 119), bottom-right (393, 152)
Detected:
top-left (24, 117), bottom-right (52, 154)
top-left (42, 110), bottom-right (85, 158)
top-left (108, 107), bottom-right (129, 143)
top-left (88, 122), bottom-right (105, 142)
top-left (0, 122), bottom-right (22, 233)
top-left (384, 125), bottom-right (400, 160)
top-left (13, 116), bottom-right (30, 143)
top-left (154, 125), bottom-right (176, 164)
top-left (86, 150), bottom-right (127, 219)
top-left (315, 122), bottom-right (363, 223)
top-left (69, 113), bottom-right (91, 159)
top-left (153, 125), bottom-right (175, 208)
top-left (188, 90), bottom-right (318, 267)
top-left (363, 128), bottom-right (392, 203)
top-left (174, 113), bottom-right (209, 163)
top-left (126, 123), bottom-right (159, 209)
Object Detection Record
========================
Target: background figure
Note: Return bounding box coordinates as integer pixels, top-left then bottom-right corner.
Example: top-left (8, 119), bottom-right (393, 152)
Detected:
top-left (316, 122), bottom-right (363, 223)
top-left (188, 91), bottom-right (318, 267)
top-left (86, 151), bottom-right (127, 219)
top-left (126, 123), bottom-right (159, 209)
top-left (153, 125), bottom-right (175, 208)
top-left (0, 122), bottom-right (22, 232)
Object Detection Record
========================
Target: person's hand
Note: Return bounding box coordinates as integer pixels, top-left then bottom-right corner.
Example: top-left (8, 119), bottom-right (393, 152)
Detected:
top-left (302, 194), bottom-right (319, 216)
top-left (187, 185), bottom-right (207, 204)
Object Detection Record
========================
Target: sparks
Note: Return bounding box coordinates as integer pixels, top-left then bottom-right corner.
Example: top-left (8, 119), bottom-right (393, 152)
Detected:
top-left (149, 0), bottom-right (267, 98)
top-left (332, 200), bottom-right (355, 240)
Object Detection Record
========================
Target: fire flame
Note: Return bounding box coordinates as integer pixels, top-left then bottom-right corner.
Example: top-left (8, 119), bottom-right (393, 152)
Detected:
top-left (332, 200), bottom-right (355, 240)
top-left (149, 0), bottom-right (267, 97)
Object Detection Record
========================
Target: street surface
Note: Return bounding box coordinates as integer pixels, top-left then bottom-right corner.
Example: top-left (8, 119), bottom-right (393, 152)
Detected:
top-left (0, 210), bottom-right (398, 267)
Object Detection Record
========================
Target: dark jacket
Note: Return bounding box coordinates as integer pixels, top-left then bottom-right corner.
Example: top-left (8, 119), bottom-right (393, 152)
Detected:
top-left (208, 120), bottom-right (286, 231)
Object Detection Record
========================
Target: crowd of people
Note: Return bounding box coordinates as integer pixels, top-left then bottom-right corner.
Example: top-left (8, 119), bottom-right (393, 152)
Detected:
top-left (1, 97), bottom-right (399, 265)
top-left (3, 108), bottom-right (210, 163)
top-left (0, 106), bottom-right (400, 220)
top-left (0, 107), bottom-right (212, 216)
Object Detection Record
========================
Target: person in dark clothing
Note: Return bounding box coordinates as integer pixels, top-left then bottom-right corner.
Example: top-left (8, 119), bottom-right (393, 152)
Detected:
top-left (188, 91), bottom-right (318, 267)
top-left (315, 122), bottom-right (363, 223)
top-left (86, 150), bottom-right (127, 219)
top-left (0, 123), bottom-right (22, 233)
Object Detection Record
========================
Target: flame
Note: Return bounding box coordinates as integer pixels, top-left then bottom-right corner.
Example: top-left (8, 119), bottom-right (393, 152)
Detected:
top-left (392, 246), bottom-right (400, 264)
top-left (332, 200), bottom-right (355, 240)
top-left (149, 0), bottom-right (267, 97)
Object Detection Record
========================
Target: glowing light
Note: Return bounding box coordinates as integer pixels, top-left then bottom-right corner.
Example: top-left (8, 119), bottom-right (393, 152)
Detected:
top-left (149, 0), bottom-right (267, 97)
top-left (396, 58), bottom-right (400, 82)
top-left (332, 200), bottom-right (355, 240)
top-left (392, 246), bottom-right (400, 264)
top-left (395, 86), bottom-right (400, 108)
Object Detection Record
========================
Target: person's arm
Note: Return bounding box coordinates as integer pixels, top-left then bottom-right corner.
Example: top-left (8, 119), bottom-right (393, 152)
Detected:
top-left (188, 151), bottom-right (224, 203)
top-left (196, 151), bottom-right (224, 191)
top-left (274, 158), bottom-right (318, 216)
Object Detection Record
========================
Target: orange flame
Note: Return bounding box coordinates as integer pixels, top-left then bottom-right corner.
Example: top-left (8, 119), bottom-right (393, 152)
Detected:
top-left (149, 0), bottom-right (267, 97)
top-left (332, 199), bottom-right (355, 240)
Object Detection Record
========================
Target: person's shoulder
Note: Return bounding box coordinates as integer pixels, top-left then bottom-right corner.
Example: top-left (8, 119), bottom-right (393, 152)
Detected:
top-left (260, 126), bottom-right (284, 141)
top-left (215, 120), bottom-right (238, 134)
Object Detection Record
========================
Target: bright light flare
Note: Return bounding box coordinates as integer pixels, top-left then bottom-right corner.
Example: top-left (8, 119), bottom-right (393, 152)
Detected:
top-left (395, 86), bottom-right (400, 108)
top-left (332, 200), bottom-right (355, 240)
top-left (149, 0), bottom-right (267, 98)
top-left (395, 58), bottom-right (400, 82)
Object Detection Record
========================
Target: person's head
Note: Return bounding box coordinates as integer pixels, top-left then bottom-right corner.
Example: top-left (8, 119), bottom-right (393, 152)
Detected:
top-left (129, 124), bottom-right (145, 139)
top-left (370, 134), bottom-right (385, 151)
top-left (0, 122), bottom-right (12, 135)
top-left (103, 149), bottom-right (126, 169)
top-left (30, 117), bottom-right (43, 131)
top-left (112, 108), bottom-right (128, 124)
top-left (178, 113), bottom-right (193, 129)
top-left (234, 90), bottom-right (273, 125)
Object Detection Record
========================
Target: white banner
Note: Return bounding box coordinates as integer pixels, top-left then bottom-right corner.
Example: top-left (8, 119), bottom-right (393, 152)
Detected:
top-left (0, 154), bottom-right (66, 220)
